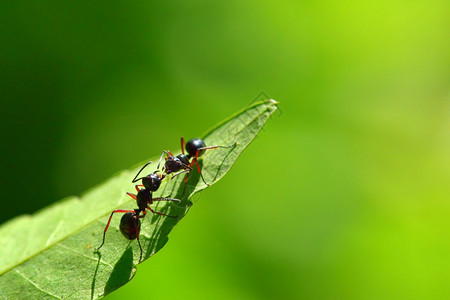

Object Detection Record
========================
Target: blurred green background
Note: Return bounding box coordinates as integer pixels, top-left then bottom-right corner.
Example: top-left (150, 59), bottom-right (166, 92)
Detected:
top-left (1, 0), bottom-right (449, 299)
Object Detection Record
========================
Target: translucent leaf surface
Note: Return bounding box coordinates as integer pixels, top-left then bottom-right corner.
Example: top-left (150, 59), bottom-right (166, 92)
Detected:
top-left (0, 99), bottom-right (278, 299)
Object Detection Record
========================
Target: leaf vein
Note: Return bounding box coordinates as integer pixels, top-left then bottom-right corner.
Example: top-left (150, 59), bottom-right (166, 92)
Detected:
top-left (14, 269), bottom-right (62, 300)
top-left (56, 244), bottom-right (114, 269)
top-left (46, 219), bottom-right (65, 247)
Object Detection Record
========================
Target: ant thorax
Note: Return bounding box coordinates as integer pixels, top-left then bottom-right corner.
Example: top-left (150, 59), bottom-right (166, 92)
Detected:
top-left (136, 189), bottom-right (152, 209)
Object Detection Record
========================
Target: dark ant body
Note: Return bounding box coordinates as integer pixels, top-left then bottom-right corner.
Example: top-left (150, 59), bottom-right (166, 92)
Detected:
top-left (96, 137), bottom-right (234, 260)
top-left (158, 137), bottom-right (235, 190)
top-left (131, 161), bottom-right (166, 192)
top-left (96, 164), bottom-right (180, 262)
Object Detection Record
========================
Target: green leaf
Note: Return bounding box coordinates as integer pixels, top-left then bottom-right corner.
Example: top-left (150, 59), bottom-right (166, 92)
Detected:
top-left (0, 99), bottom-right (278, 299)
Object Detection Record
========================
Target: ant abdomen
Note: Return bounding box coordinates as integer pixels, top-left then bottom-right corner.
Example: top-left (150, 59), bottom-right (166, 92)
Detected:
top-left (119, 212), bottom-right (141, 240)
top-left (185, 138), bottom-right (206, 158)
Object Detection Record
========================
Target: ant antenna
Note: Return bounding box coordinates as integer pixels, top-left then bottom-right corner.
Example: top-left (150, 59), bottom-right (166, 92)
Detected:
top-left (132, 161), bottom-right (153, 183)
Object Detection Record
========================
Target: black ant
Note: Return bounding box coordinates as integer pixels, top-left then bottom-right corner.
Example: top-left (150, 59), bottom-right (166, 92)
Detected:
top-left (96, 166), bottom-right (180, 262)
top-left (157, 137), bottom-right (235, 192)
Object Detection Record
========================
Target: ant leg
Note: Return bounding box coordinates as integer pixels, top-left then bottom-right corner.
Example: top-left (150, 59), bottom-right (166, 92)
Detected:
top-left (184, 158), bottom-right (209, 186)
top-left (132, 161), bottom-right (153, 183)
top-left (178, 156), bottom-right (204, 195)
top-left (171, 169), bottom-right (190, 179)
top-left (153, 197), bottom-right (181, 202)
top-left (217, 141), bottom-right (237, 148)
top-left (134, 185), bottom-right (142, 192)
top-left (147, 205), bottom-right (177, 218)
top-left (127, 192), bottom-right (137, 200)
top-left (157, 150), bottom-right (174, 170)
top-left (181, 136), bottom-right (186, 155)
top-left (189, 149), bottom-right (201, 168)
top-left (189, 150), bottom-right (210, 186)
top-left (180, 164), bottom-right (207, 195)
top-left (171, 166), bottom-right (193, 196)
top-left (199, 141), bottom-right (237, 151)
top-left (191, 158), bottom-right (202, 174)
top-left (156, 150), bottom-right (166, 170)
top-left (134, 213), bottom-right (144, 262)
top-left (198, 145), bottom-right (219, 151)
top-left (166, 150), bottom-right (175, 157)
top-left (198, 170), bottom-right (209, 186)
top-left (136, 234), bottom-right (143, 262)
top-left (96, 209), bottom-right (135, 250)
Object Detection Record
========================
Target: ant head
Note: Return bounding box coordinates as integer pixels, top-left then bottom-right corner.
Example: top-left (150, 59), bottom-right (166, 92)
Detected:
top-left (185, 138), bottom-right (206, 158)
top-left (165, 154), bottom-right (190, 174)
top-left (142, 171), bottom-right (164, 192)
top-left (119, 212), bottom-right (141, 240)
top-left (136, 189), bottom-right (151, 210)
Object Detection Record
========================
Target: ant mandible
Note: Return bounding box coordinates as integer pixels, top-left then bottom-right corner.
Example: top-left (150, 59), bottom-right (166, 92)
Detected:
top-left (157, 137), bottom-right (235, 191)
